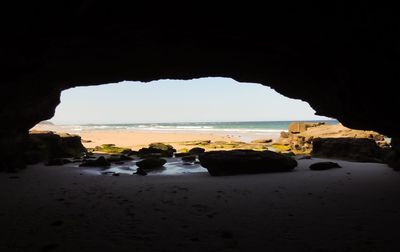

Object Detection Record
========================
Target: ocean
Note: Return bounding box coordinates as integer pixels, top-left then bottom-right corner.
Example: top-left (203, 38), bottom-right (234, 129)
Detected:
top-left (59, 120), bottom-right (339, 141)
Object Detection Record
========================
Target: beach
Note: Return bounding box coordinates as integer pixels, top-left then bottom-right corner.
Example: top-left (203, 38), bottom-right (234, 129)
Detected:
top-left (30, 121), bottom-right (290, 150)
top-left (1, 157), bottom-right (399, 251)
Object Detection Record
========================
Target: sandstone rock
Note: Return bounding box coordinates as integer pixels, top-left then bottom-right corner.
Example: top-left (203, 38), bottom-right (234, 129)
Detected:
top-left (136, 158), bottom-right (167, 170)
top-left (288, 122), bottom-right (325, 134)
top-left (188, 147), bottom-right (205, 155)
top-left (79, 156), bottom-right (110, 167)
top-left (280, 131), bottom-right (289, 138)
top-left (199, 150), bottom-right (297, 176)
top-left (312, 138), bottom-right (386, 162)
top-left (309, 162), bottom-right (341, 170)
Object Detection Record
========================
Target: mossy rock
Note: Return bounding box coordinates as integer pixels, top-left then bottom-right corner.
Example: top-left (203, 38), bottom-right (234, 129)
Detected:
top-left (94, 144), bottom-right (132, 154)
top-left (188, 147), bottom-right (205, 154)
top-left (271, 144), bottom-right (292, 152)
top-left (138, 143), bottom-right (176, 157)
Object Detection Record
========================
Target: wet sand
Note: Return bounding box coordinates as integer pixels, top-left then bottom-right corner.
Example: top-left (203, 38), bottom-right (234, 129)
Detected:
top-left (1, 158), bottom-right (399, 251)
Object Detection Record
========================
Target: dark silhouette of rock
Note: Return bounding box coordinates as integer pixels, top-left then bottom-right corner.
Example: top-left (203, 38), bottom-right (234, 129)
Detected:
top-left (79, 156), bottom-right (110, 167)
top-left (24, 131), bottom-right (86, 166)
top-left (135, 167), bottom-right (148, 176)
top-left (175, 152), bottom-right (192, 157)
top-left (199, 150), bottom-right (297, 176)
top-left (182, 155), bottom-right (196, 163)
top-left (312, 138), bottom-right (387, 163)
top-left (188, 147), bottom-right (205, 155)
top-left (309, 162), bottom-right (342, 170)
top-left (136, 158), bottom-right (167, 170)
top-left (138, 143), bottom-right (176, 158)
top-left (46, 158), bottom-right (71, 166)
top-left (107, 154), bottom-right (133, 163)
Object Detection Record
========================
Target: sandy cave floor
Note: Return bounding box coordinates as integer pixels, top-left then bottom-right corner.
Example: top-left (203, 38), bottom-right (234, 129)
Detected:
top-left (1, 158), bottom-right (400, 251)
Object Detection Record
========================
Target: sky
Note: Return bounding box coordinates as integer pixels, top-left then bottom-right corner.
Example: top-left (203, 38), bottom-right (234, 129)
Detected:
top-left (50, 77), bottom-right (331, 124)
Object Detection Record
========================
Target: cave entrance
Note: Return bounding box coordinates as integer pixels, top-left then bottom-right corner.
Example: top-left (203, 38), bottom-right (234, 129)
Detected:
top-left (31, 77), bottom-right (338, 175)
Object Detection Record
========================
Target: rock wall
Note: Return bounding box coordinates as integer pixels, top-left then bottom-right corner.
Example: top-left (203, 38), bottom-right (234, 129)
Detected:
top-left (1, 3), bottom-right (399, 169)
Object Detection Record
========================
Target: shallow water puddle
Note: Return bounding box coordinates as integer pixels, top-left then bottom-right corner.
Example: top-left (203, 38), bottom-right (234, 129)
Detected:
top-left (78, 157), bottom-right (207, 176)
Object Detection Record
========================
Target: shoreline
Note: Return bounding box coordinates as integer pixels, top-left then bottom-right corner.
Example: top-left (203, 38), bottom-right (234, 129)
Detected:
top-left (31, 124), bottom-right (281, 150)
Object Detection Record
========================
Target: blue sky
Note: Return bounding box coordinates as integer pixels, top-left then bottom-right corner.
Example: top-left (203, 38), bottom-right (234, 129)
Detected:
top-left (50, 77), bottom-right (331, 124)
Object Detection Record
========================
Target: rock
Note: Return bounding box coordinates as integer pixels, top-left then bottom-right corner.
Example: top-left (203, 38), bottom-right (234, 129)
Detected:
top-left (135, 167), bottom-right (148, 176)
top-left (136, 158), bottom-right (167, 170)
top-left (25, 131), bottom-right (87, 164)
top-left (250, 139), bottom-right (272, 144)
top-left (280, 131), bottom-right (289, 138)
top-left (107, 154), bottom-right (133, 163)
top-left (175, 152), bottom-right (192, 157)
top-left (138, 143), bottom-right (176, 157)
top-left (46, 158), bottom-right (71, 166)
top-left (309, 162), bottom-right (341, 170)
top-left (94, 144), bottom-right (132, 154)
top-left (79, 156), bottom-right (110, 167)
top-left (288, 122), bottom-right (325, 134)
top-left (188, 147), bottom-right (205, 154)
top-left (199, 150), bottom-right (297, 176)
top-left (182, 155), bottom-right (196, 163)
top-left (298, 155), bottom-right (312, 160)
top-left (312, 138), bottom-right (387, 162)
top-left (386, 150), bottom-right (400, 171)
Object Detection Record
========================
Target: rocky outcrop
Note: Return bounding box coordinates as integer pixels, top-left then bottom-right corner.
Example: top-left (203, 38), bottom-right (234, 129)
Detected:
top-left (138, 143), bottom-right (176, 158)
top-left (79, 156), bottom-right (110, 167)
top-left (288, 122), bottom-right (325, 134)
top-left (136, 158), bottom-right (167, 170)
top-left (199, 150), bottom-right (297, 176)
top-left (25, 131), bottom-right (86, 165)
top-left (274, 123), bottom-right (387, 154)
top-left (1, 3), bottom-right (400, 169)
top-left (312, 138), bottom-right (387, 163)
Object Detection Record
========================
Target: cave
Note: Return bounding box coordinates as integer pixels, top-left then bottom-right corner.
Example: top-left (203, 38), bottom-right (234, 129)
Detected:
top-left (1, 3), bottom-right (399, 170)
top-left (1, 3), bottom-right (400, 251)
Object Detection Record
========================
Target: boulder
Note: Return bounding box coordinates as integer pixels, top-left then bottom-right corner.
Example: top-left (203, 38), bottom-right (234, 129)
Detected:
top-left (188, 147), bottom-right (205, 155)
top-left (135, 167), bottom-right (148, 176)
top-left (199, 150), bottom-right (297, 176)
top-left (79, 156), bottom-right (110, 167)
top-left (182, 155), bottom-right (196, 163)
top-left (25, 131), bottom-right (87, 164)
top-left (309, 162), bottom-right (341, 170)
top-left (138, 143), bottom-right (176, 157)
top-left (312, 138), bottom-right (387, 162)
top-left (136, 158), bottom-right (167, 170)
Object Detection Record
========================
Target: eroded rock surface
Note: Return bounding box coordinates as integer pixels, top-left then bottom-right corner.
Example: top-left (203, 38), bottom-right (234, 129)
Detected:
top-left (199, 150), bottom-right (297, 176)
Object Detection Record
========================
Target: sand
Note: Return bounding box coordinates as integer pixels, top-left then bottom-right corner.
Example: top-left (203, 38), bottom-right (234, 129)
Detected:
top-left (31, 124), bottom-right (248, 150)
top-left (1, 158), bottom-right (399, 251)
